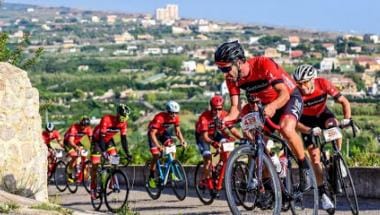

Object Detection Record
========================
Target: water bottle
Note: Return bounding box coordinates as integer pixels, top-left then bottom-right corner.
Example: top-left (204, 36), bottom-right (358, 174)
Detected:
top-left (271, 154), bottom-right (282, 174)
top-left (279, 155), bottom-right (288, 178)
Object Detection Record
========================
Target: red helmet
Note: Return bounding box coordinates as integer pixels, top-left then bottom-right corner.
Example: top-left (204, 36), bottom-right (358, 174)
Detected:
top-left (210, 95), bottom-right (224, 109)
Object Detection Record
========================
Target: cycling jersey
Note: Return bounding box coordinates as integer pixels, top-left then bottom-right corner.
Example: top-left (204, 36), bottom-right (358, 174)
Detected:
top-left (226, 57), bottom-right (296, 104)
top-left (64, 123), bottom-right (93, 145)
top-left (301, 78), bottom-right (341, 116)
top-left (42, 130), bottom-right (61, 146)
top-left (92, 114), bottom-right (127, 143)
top-left (195, 110), bottom-right (230, 136)
top-left (148, 112), bottom-right (180, 135)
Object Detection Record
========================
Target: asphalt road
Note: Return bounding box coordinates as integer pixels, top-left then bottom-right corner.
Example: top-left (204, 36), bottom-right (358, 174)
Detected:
top-left (48, 184), bottom-right (380, 215)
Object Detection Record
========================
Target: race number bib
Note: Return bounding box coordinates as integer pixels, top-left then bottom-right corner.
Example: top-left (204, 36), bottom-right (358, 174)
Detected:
top-left (323, 127), bottom-right (342, 142)
top-left (240, 112), bottom-right (263, 132)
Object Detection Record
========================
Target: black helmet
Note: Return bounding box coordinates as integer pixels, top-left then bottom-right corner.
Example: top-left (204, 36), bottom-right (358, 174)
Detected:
top-left (80, 117), bottom-right (90, 126)
top-left (214, 40), bottom-right (245, 64)
top-left (117, 104), bottom-right (130, 117)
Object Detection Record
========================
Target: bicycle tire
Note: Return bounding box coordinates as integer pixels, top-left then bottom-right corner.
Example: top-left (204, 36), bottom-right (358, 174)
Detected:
top-left (194, 162), bottom-right (215, 205)
top-left (104, 169), bottom-right (130, 213)
top-left (91, 170), bottom-right (103, 211)
top-left (54, 160), bottom-right (67, 192)
top-left (82, 160), bottom-right (92, 194)
top-left (65, 164), bottom-right (78, 193)
top-left (335, 154), bottom-right (359, 215)
top-left (233, 160), bottom-right (255, 211)
top-left (225, 144), bottom-right (282, 215)
top-left (171, 160), bottom-right (188, 201)
top-left (289, 156), bottom-right (319, 215)
top-left (143, 160), bottom-right (162, 200)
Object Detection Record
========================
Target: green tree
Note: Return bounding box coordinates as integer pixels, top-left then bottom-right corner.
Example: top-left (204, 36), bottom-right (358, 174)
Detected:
top-left (0, 32), bottom-right (43, 70)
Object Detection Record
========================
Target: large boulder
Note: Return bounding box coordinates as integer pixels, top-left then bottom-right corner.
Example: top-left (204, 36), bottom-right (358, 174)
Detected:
top-left (0, 62), bottom-right (47, 201)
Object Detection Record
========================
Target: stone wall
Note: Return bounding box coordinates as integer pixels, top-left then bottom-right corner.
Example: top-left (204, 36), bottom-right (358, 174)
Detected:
top-left (0, 62), bottom-right (47, 201)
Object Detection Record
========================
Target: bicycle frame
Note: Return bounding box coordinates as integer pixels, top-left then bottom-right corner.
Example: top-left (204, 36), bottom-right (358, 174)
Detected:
top-left (156, 151), bottom-right (176, 186)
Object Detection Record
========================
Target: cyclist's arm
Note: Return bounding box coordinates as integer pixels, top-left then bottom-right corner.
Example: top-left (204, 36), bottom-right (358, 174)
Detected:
top-left (174, 125), bottom-right (186, 145)
top-left (98, 133), bottom-right (107, 152)
top-left (149, 128), bottom-right (162, 149)
top-left (120, 134), bottom-right (130, 154)
top-left (68, 136), bottom-right (79, 150)
top-left (201, 131), bottom-right (214, 144)
top-left (269, 83), bottom-right (290, 110)
top-left (225, 94), bottom-right (241, 122)
top-left (335, 95), bottom-right (351, 119)
top-left (57, 138), bottom-right (64, 148)
top-left (229, 127), bottom-right (242, 140)
top-left (296, 121), bottom-right (311, 134)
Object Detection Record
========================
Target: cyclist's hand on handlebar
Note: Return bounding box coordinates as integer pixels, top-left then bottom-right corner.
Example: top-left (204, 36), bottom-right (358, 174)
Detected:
top-left (309, 127), bottom-right (322, 136)
top-left (126, 152), bottom-right (133, 161)
top-left (340, 118), bottom-right (351, 127)
top-left (211, 141), bottom-right (220, 149)
top-left (263, 103), bottom-right (276, 118)
top-left (181, 141), bottom-right (187, 148)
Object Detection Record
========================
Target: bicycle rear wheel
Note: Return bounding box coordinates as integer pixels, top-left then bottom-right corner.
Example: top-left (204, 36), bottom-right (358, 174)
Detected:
top-left (225, 145), bottom-right (282, 215)
top-left (171, 160), bottom-right (188, 201)
top-left (289, 156), bottom-right (319, 215)
top-left (82, 160), bottom-right (92, 194)
top-left (54, 160), bottom-right (67, 192)
top-left (91, 171), bottom-right (103, 211)
top-left (143, 160), bottom-right (162, 200)
top-left (194, 162), bottom-right (215, 205)
top-left (104, 169), bottom-right (129, 213)
top-left (335, 154), bottom-right (359, 215)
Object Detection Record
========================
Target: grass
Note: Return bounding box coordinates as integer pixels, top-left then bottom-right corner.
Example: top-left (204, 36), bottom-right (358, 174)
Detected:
top-left (30, 203), bottom-right (73, 215)
top-left (117, 203), bottom-right (139, 215)
top-left (0, 202), bottom-right (20, 214)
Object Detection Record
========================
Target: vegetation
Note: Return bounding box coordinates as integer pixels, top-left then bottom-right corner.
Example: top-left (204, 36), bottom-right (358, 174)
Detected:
top-left (31, 203), bottom-right (73, 215)
top-left (0, 202), bottom-right (20, 214)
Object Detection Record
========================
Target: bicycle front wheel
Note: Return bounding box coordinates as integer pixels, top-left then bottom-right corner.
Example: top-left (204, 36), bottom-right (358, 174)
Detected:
top-left (194, 162), bottom-right (215, 205)
top-left (91, 170), bottom-right (103, 211)
top-left (82, 160), bottom-right (92, 194)
top-left (104, 169), bottom-right (130, 213)
top-left (171, 160), bottom-right (188, 201)
top-left (143, 160), bottom-right (162, 200)
top-left (65, 164), bottom-right (78, 193)
top-left (54, 160), bottom-right (67, 192)
top-left (225, 145), bottom-right (282, 215)
top-left (335, 154), bottom-right (359, 215)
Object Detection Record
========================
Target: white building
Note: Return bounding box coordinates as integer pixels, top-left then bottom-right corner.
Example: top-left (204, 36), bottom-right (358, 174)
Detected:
top-left (155, 4), bottom-right (179, 22)
top-left (320, 58), bottom-right (339, 71)
top-left (182, 61), bottom-right (197, 72)
top-left (370, 35), bottom-right (379, 44)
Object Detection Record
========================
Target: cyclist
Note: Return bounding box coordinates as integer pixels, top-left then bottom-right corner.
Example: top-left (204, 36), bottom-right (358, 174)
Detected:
top-left (195, 95), bottom-right (242, 189)
top-left (214, 40), bottom-right (311, 191)
top-left (42, 122), bottom-right (64, 177)
top-left (147, 100), bottom-right (187, 188)
top-left (90, 104), bottom-right (132, 199)
top-left (293, 64), bottom-right (351, 211)
top-left (63, 117), bottom-right (93, 183)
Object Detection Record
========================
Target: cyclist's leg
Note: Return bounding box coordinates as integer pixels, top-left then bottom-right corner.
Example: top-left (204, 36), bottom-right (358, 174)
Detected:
top-left (106, 139), bottom-right (118, 157)
top-left (90, 142), bottom-right (102, 199)
top-left (148, 134), bottom-right (161, 178)
top-left (195, 132), bottom-right (212, 186)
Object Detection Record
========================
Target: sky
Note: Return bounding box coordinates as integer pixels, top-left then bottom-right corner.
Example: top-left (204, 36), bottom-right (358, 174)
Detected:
top-left (5, 0), bottom-right (380, 34)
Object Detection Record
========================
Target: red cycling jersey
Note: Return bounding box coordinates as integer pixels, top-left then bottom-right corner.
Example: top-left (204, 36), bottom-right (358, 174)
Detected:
top-left (148, 112), bottom-right (180, 135)
top-left (93, 114), bottom-right (127, 143)
top-left (64, 123), bottom-right (93, 145)
top-left (195, 110), bottom-right (230, 135)
top-left (42, 130), bottom-right (61, 146)
top-left (226, 57), bottom-right (296, 104)
top-left (301, 78), bottom-right (341, 116)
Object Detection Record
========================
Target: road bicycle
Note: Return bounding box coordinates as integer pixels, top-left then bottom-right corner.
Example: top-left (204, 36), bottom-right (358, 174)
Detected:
top-left (143, 144), bottom-right (188, 201)
top-left (48, 148), bottom-right (67, 192)
top-left (65, 148), bottom-right (92, 193)
top-left (91, 154), bottom-right (130, 213)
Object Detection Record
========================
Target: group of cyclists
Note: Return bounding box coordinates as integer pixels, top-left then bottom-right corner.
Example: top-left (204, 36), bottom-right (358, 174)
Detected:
top-left (42, 40), bottom-right (353, 213)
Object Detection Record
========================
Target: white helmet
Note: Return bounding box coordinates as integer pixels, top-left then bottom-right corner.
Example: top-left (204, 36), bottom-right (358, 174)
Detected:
top-left (46, 122), bottom-right (54, 132)
top-left (166, 100), bottom-right (180, 113)
top-left (293, 64), bottom-right (317, 82)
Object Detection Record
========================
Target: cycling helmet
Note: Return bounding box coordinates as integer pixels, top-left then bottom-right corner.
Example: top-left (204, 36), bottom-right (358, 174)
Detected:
top-left (46, 122), bottom-right (54, 132)
top-left (293, 64), bottom-right (318, 82)
top-left (80, 117), bottom-right (90, 126)
top-left (210, 95), bottom-right (224, 109)
top-left (117, 104), bottom-right (130, 117)
top-left (166, 100), bottom-right (180, 113)
top-left (214, 40), bottom-right (245, 64)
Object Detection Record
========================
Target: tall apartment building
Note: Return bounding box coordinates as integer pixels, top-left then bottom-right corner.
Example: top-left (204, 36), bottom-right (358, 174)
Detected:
top-left (155, 4), bottom-right (179, 21)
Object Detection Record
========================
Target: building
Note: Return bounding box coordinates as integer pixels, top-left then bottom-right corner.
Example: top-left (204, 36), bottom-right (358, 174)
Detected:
top-left (264, 48), bottom-right (281, 58)
top-left (106, 15), bottom-right (117, 24)
top-left (320, 57), bottom-right (338, 71)
top-left (319, 74), bottom-right (357, 94)
top-left (155, 4), bottom-right (179, 22)
top-left (288, 36), bottom-right (300, 47)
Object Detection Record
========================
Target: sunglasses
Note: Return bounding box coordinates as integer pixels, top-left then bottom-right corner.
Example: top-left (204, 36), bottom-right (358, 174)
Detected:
top-left (213, 108), bottom-right (223, 111)
top-left (218, 66), bottom-right (232, 73)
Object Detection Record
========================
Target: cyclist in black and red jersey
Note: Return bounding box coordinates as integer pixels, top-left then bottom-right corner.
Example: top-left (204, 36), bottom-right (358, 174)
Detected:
top-left (195, 95), bottom-right (242, 189)
top-left (63, 117), bottom-right (93, 182)
top-left (89, 104), bottom-right (132, 199)
top-left (293, 64), bottom-right (351, 211)
top-left (214, 40), bottom-right (312, 191)
top-left (42, 122), bottom-right (64, 178)
top-left (147, 100), bottom-right (187, 188)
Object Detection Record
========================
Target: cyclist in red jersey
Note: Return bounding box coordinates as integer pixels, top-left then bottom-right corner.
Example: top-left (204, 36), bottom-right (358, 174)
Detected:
top-left (195, 95), bottom-right (242, 188)
top-left (89, 104), bottom-right (132, 199)
top-left (214, 40), bottom-right (311, 191)
top-left (293, 64), bottom-right (351, 211)
top-left (63, 117), bottom-right (93, 181)
top-left (42, 122), bottom-right (64, 176)
top-left (147, 100), bottom-right (187, 188)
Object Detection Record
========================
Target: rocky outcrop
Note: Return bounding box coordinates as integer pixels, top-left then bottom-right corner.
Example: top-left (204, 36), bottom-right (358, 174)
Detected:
top-left (0, 62), bottom-right (47, 201)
